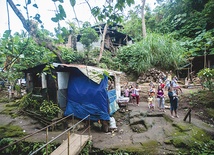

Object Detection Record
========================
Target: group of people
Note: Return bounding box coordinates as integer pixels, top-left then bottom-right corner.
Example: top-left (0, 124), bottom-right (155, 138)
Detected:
top-left (123, 71), bottom-right (181, 118)
top-left (147, 81), bottom-right (165, 112)
top-left (124, 84), bottom-right (140, 106)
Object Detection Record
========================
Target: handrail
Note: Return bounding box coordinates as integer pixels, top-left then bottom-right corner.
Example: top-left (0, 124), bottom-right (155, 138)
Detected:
top-left (0, 113), bottom-right (74, 152)
top-left (30, 115), bottom-right (91, 155)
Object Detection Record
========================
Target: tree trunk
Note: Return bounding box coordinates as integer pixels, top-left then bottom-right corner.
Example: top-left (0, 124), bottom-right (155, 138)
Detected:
top-left (141, 0), bottom-right (147, 38)
top-left (7, 0), bottom-right (65, 63)
top-left (97, 24), bottom-right (108, 63)
top-left (72, 6), bottom-right (80, 28)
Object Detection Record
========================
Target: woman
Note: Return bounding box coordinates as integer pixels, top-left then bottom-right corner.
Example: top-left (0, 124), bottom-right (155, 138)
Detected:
top-left (168, 87), bottom-right (179, 118)
top-left (157, 85), bottom-right (165, 112)
top-left (134, 85), bottom-right (140, 106)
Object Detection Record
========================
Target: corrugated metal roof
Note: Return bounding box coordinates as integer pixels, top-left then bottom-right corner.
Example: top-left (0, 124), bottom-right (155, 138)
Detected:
top-left (53, 63), bottom-right (122, 84)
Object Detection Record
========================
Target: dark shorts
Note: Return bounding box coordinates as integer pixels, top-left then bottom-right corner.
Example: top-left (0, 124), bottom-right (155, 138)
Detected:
top-left (170, 98), bottom-right (178, 111)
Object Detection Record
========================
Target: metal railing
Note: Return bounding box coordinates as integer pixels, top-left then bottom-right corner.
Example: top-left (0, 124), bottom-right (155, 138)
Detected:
top-left (30, 115), bottom-right (91, 155)
top-left (0, 113), bottom-right (74, 153)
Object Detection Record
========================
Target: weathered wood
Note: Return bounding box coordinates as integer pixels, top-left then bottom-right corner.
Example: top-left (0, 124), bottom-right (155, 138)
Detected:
top-left (183, 108), bottom-right (192, 123)
top-left (189, 111), bottom-right (191, 123)
top-left (137, 68), bottom-right (166, 83)
top-left (51, 134), bottom-right (92, 155)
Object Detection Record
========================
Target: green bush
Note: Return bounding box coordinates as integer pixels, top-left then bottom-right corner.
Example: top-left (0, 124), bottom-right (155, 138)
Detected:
top-left (0, 138), bottom-right (59, 155)
top-left (18, 94), bottom-right (60, 119)
top-left (197, 68), bottom-right (214, 91)
top-left (115, 33), bottom-right (186, 75)
top-left (40, 100), bottom-right (61, 119)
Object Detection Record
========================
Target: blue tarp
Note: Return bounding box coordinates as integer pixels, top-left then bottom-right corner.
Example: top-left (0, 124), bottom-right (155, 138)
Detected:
top-left (108, 89), bottom-right (119, 115)
top-left (64, 68), bottom-right (110, 121)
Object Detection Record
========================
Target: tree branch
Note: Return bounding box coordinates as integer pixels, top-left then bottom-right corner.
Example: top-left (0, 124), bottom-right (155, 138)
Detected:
top-left (7, 0), bottom-right (30, 32)
top-left (7, 0), bottom-right (65, 63)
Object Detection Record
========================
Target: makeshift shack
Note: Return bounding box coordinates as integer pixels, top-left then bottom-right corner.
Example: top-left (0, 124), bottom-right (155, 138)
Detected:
top-left (23, 63), bottom-right (121, 122)
top-left (76, 24), bottom-right (132, 52)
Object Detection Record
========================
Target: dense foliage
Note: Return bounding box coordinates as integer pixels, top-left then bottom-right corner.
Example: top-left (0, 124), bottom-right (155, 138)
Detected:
top-left (1, 0), bottom-right (213, 77)
top-left (79, 27), bottom-right (99, 51)
top-left (18, 93), bottom-right (61, 119)
top-left (115, 33), bottom-right (186, 75)
top-left (145, 0), bottom-right (214, 57)
top-left (0, 30), bottom-right (56, 81)
top-left (0, 1), bottom-right (214, 154)
top-left (197, 68), bottom-right (214, 91)
top-left (0, 138), bottom-right (58, 155)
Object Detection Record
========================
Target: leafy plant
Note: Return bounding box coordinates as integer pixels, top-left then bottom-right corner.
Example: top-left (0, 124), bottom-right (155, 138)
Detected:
top-left (39, 100), bottom-right (61, 119)
top-left (190, 140), bottom-right (214, 155)
top-left (18, 94), bottom-right (60, 119)
top-left (0, 138), bottom-right (59, 155)
top-left (61, 47), bottom-right (85, 64)
top-left (197, 68), bottom-right (214, 91)
top-left (80, 26), bottom-right (98, 51)
top-left (18, 93), bottom-right (41, 111)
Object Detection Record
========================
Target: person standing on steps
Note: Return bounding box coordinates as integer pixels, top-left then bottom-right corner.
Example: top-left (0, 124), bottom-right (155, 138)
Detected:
top-left (148, 83), bottom-right (156, 108)
top-left (167, 70), bottom-right (172, 82)
top-left (134, 85), bottom-right (140, 106)
top-left (165, 70), bottom-right (172, 91)
top-left (130, 85), bottom-right (136, 104)
top-left (157, 85), bottom-right (165, 112)
top-left (168, 86), bottom-right (179, 118)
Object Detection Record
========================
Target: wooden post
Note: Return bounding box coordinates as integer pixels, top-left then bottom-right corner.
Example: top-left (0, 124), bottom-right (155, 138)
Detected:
top-left (67, 130), bottom-right (70, 155)
top-left (46, 128), bottom-right (48, 155)
top-left (88, 116), bottom-right (91, 139)
top-left (189, 111), bottom-right (191, 123)
top-left (204, 48), bottom-right (207, 68)
top-left (183, 108), bottom-right (191, 123)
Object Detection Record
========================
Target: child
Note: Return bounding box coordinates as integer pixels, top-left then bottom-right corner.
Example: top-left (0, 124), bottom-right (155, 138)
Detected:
top-left (148, 85), bottom-right (155, 97)
top-left (172, 88), bottom-right (178, 100)
top-left (130, 85), bottom-right (136, 104)
top-left (124, 86), bottom-right (130, 97)
top-left (148, 95), bottom-right (154, 111)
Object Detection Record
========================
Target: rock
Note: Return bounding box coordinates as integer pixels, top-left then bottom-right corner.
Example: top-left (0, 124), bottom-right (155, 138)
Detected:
top-left (129, 111), bottom-right (141, 118)
top-left (119, 129), bottom-right (124, 134)
top-left (129, 116), bottom-right (145, 125)
top-left (131, 124), bottom-right (147, 133)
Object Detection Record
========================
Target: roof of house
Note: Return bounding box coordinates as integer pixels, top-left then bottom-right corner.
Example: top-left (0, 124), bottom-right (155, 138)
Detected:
top-left (77, 23), bottom-right (132, 44)
top-left (23, 63), bottom-right (122, 84)
top-left (53, 63), bottom-right (122, 84)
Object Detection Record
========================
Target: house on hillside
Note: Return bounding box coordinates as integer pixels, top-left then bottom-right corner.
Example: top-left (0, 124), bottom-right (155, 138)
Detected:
top-left (176, 54), bottom-right (214, 79)
top-left (192, 54), bottom-right (214, 72)
top-left (75, 24), bottom-right (132, 52)
top-left (23, 63), bottom-right (122, 123)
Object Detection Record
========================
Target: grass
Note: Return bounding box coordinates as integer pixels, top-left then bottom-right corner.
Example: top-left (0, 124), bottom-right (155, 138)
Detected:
top-left (0, 101), bottom-right (20, 118)
top-left (0, 125), bottom-right (26, 138)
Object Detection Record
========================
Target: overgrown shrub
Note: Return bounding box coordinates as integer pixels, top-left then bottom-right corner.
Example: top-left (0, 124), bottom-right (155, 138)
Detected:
top-left (18, 93), bottom-right (41, 110)
top-left (40, 100), bottom-right (61, 119)
top-left (197, 68), bottom-right (214, 91)
top-left (115, 33), bottom-right (186, 75)
top-left (18, 93), bottom-right (60, 119)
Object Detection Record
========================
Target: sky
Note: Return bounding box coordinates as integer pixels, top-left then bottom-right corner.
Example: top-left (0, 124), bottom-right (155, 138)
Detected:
top-left (0, 0), bottom-right (156, 36)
